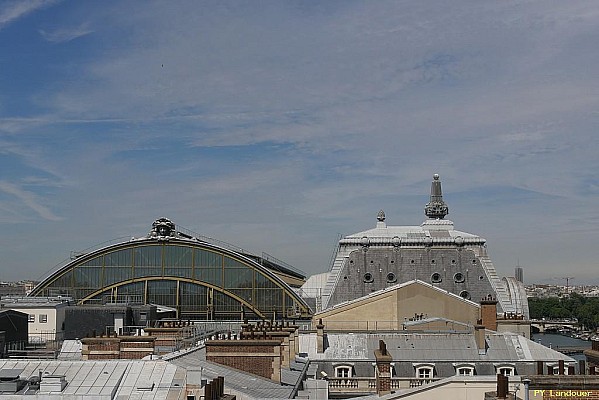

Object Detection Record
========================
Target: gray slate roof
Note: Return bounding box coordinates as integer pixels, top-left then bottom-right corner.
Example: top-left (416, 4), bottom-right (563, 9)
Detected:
top-left (169, 347), bottom-right (303, 400)
top-left (302, 332), bottom-right (574, 363)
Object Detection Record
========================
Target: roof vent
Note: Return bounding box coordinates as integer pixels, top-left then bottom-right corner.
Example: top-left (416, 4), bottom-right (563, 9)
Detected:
top-left (39, 375), bottom-right (67, 393)
top-left (0, 369), bottom-right (26, 393)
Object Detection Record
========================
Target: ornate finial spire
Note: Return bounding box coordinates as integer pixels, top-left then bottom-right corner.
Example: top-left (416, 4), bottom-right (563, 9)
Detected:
top-left (425, 174), bottom-right (449, 219)
top-left (377, 210), bottom-right (386, 222)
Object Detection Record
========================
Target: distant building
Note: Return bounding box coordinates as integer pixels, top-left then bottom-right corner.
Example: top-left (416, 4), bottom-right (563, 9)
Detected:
top-left (0, 285), bottom-right (26, 297)
top-left (29, 217), bottom-right (310, 320)
top-left (515, 266), bottom-right (524, 283)
top-left (0, 296), bottom-right (70, 343)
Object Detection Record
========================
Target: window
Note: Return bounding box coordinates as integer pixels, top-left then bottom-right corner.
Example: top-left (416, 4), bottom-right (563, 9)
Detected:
top-left (431, 273), bottom-right (442, 283)
top-left (457, 367), bottom-right (474, 376)
top-left (28, 314), bottom-right (35, 323)
top-left (454, 272), bottom-right (465, 283)
top-left (363, 273), bottom-right (374, 283)
top-left (335, 366), bottom-right (352, 378)
top-left (497, 366), bottom-right (514, 376)
top-left (459, 290), bottom-right (471, 300)
top-left (416, 366), bottom-right (433, 379)
top-left (386, 272), bottom-right (397, 283)
top-left (39, 314), bottom-right (48, 323)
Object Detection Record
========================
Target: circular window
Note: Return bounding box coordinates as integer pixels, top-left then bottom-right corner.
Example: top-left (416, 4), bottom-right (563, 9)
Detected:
top-left (451, 259), bottom-right (456, 264)
top-left (363, 273), bottom-right (374, 283)
top-left (479, 275), bottom-right (484, 281)
top-left (472, 259), bottom-right (477, 264)
top-left (390, 260), bottom-right (394, 264)
top-left (431, 259), bottom-right (436, 264)
top-left (410, 259), bottom-right (415, 264)
top-left (387, 272), bottom-right (397, 283)
top-left (350, 260), bottom-right (354, 264)
top-left (459, 290), bottom-right (471, 300)
top-left (431, 273), bottom-right (442, 283)
top-left (454, 272), bottom-right (465, 283)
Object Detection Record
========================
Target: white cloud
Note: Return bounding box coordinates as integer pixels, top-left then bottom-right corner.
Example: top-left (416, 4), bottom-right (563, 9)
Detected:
top-left (0, 180), bottom-right (62, 221)
top-left (3, 1), bottom-right (599, 280)
top-left (0, 0), bottom-right (58, 30)
top-left (39, 21), bottom-right (93, 43)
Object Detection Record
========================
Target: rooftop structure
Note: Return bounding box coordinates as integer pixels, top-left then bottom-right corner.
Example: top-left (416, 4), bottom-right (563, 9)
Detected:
top-left (302, 174), bottom-right (529, 318)
top-left (0, 359), bottom-right (185, 399)
top-left (29, 218), bottom-right (311, 320)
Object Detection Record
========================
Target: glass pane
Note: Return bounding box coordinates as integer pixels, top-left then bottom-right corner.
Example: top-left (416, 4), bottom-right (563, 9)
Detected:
top-left (224, 257), bottom-right (246, 268)
top-left (104, 265), bottom-right (132, 286)
top-left (224, 268), bottom-right (253, 288)
top-left (134, 246), bottom-right (162, 267)
top-left (73, 266), bottom-right (102, 288)
top-left (105, 249), bottom-right (132, 267)
top-left (213, 290), bottom-right (242, 319)
top-left (164, 245), bottom-right (192, 278)
top-left (133, 244), bottom-right (163, 277)
top-left (180, 282), bottom-right (208, 316)
top-left (195, 249), bottom-right (222, 286)
top-left (255, 273), bottom-right (278, 289)
top-left (229, 288), bottom-right (252, 303)
top-left (147, 280), bottom-right (177, 308)
top-left (47, 270), bottom-right (73, 289)
top-left (255, 288), bottom-right (282, 313)
top-left (116, 281), bottom-right (144, 304)
top-left (195, 249), bottom-right (222, 267)
top-left (164, 245), bottom-right (192, 267)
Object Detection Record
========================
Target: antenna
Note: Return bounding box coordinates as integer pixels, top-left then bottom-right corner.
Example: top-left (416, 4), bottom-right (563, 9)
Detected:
top-left (553, 276), bottom-right (575, 295)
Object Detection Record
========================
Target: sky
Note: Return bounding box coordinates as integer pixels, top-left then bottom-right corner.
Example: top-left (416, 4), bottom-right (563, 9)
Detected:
top-left (1, 1), bottom-right (599, 285)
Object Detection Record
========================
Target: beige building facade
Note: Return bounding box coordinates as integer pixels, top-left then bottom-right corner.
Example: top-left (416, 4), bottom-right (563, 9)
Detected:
top-left (313, 280), bottom-right (481, 331)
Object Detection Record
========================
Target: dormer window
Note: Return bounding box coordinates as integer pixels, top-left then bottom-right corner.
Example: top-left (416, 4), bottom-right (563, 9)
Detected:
top-left (413, 363), bottom-right (435, 379)
top-left (335, 365), bottom-right (352, 378)
top-left (417, 366), bottom-right (433, 379)
top-left (453, 363), bottom-right (476, 376)
top-left (496, 366), bottom-right (515, 376)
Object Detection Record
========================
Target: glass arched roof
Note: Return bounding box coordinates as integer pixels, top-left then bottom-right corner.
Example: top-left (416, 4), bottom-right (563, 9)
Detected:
top-left (29, 218), bottom-right (311, 320)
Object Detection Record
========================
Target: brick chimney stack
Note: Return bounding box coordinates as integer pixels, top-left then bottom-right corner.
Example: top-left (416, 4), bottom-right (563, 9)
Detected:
top-left (480, 296), bottom-right (498, 331)
top-left (374, 340), bottom-right (393, 396)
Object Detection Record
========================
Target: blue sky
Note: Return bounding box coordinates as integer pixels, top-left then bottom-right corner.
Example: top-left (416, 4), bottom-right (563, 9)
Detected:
top-left (1, 0), bottom-right (599, 284)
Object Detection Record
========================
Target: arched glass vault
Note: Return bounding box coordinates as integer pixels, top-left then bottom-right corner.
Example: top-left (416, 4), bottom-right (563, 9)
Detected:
top-left (30, 239), bottom-right (311, 320)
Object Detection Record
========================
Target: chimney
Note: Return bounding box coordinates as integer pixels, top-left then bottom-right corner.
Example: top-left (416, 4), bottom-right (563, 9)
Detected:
top-left (474, 324), bottom-right (487, 355)
top-left (568, 365), bottom-right (575, 375)
top-left (496, 373), bottom-right (508, 399)
top-left (316, 319), bottom-right (325, 353)
top-left (374, 340), bottom-right (393, 396)
top-left (480, 296), bottom-right (498, 331)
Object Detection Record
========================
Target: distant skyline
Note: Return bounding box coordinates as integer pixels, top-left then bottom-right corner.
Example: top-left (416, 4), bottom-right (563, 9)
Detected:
top-left (1, 1), bottom-right (599, 284)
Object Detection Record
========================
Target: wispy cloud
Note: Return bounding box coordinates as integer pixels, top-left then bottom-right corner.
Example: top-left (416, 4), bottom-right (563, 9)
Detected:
top-left (0, 180), bottom-right (61, 221)
top-left (2, 1), bottom-right (599, 281)
top-left (39, 21), bottom-right (93, 43)
top-left (0, 0), bottom-right (58, 30)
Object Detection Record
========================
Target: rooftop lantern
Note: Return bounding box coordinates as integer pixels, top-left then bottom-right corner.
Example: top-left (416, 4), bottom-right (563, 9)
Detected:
top-left (424, 174), bottom-right (449, 219)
